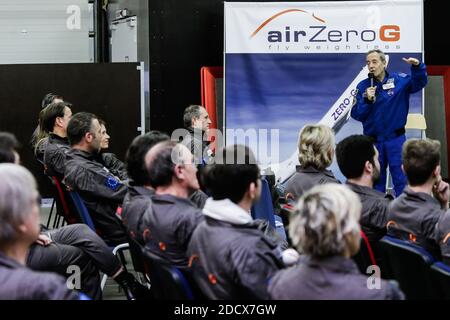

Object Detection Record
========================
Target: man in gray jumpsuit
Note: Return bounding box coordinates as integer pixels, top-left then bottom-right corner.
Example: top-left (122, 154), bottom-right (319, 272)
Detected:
top-left (64, 112), bottom-right (128, 245)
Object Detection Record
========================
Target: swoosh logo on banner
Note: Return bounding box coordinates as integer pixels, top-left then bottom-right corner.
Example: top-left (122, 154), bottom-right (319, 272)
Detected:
top-left (250, 9), bottom-right (326, 38)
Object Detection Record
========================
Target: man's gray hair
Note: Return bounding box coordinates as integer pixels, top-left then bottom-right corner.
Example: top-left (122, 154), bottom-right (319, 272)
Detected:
top-left (289, 183), bottom-right (361, 257)
top-left (0, 164), bottom-right (37, 244)
top-left (367, 49), bottom-right (386, 64)
top-left (183, 105), bottom-right (204, 129)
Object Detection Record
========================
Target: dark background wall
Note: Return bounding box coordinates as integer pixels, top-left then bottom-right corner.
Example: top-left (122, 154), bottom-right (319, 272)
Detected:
top-left (0, 63), bottom-right (142, 197)
top-left (147, 0), bottom-right (450, 135)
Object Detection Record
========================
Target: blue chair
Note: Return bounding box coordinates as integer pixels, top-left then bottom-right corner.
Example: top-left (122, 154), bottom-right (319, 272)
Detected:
top-left (141, 249), bottom-right (194, 300)
top-left (251, 178), bottom-right (276, 228)
top-left (251, 178), bottom-right (287, 240)
top-left (430, 262), bottom-right (450, 299)
top-left (68, 190), bottom-right (130, 290)
top-left (378, 236), bottom-right (438, 299)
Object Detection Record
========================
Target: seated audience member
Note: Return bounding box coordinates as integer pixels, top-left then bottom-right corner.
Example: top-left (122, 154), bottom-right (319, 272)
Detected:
top-left (96, 119), bottom-right (128, 181)
top-left (0, 132), bottom-right (20, 164)
top-left (30, 93), bottom-right (64, 150)
top-left (122, 131), bottom-right (170, 243)
top-left (269, 184), bottom-right (404, 300)
top-left (181, 104), bottom-right (214, 165)
top-left (387, 139), bottom-right (450, 260)
top-left (122, 131), bottom-right (208, 244)
top-left (0, 163), bottom-right (80, 300)
top-left (336, 134), bottom-right (390, 241)
top-left (285, 124), bottom-right (339, 200)
top-left (143, 141), bottom-right (204, 268)
top-left (187, 145), bottom-right (289, 300)
top-left (1, 131), bottom-right (148, 300)
top-left (40, 101), bottom-right (73, 178)
top-left (36, 101), bottom-right (72, 166)
top-left (64, 112), bottom-right (128, 244)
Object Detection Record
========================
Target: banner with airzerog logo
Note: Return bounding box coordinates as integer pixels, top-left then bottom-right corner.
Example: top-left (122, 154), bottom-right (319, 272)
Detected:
top-left (224, 0), bottom-right (423, 182)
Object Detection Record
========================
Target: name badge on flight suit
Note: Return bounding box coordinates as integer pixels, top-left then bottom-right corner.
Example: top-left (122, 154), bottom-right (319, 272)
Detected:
top-left (383, 78), bottom-right (395, 90)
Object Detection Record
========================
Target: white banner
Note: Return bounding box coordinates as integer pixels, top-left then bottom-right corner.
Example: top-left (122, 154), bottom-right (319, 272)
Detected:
top-left (225, 0), bottom-right (423, 54)
top-left (225, 1), bottom-right (424, 183)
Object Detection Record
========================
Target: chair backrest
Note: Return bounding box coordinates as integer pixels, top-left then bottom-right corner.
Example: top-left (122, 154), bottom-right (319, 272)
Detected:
top-left (51, 176), bottom-right (80, 224)
top-left (378, 236), bottom-right (438, 299)
top-left (430, 262), bottom-right (450, 299)
top-left (352, 230), bottom-right (378, 274)
top-left (251, 178), bottom-right (276, 228)
top-left (141, 249), bottom-right (194, 300)
top-left (69, 191), bottom-right (96, 232)
top-left (127, 237), bottom-right (148, 275)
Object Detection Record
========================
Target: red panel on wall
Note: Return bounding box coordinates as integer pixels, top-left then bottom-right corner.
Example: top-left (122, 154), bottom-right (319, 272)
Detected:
top-left (428, 65), bottom-right (450, 174)
top-left (201, 66), bottom-right (223, 130)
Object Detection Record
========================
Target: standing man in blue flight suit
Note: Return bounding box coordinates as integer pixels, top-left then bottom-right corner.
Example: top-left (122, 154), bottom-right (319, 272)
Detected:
top-left (351, 49), bottom-right (428, 197)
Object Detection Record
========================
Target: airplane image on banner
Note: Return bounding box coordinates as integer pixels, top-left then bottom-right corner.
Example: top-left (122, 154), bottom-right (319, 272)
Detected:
top-left (270, 55), bottom-right (390, 184)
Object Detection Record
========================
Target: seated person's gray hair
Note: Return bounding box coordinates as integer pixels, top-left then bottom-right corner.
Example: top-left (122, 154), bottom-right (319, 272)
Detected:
top-left (289, 183), bottom-right (361, 257)
top-left (0, 164), bottom-right (37, 244)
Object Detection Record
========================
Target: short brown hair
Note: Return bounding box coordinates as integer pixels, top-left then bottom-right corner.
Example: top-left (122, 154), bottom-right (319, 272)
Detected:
top-left (402, 139), bottom-right (441, 186)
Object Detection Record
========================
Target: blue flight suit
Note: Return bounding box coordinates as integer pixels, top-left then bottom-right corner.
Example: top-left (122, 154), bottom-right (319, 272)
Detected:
top-left (351, 63), bottom-right (427, 196)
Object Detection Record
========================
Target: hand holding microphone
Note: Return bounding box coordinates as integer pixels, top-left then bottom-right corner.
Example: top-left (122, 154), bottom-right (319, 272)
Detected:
top-left (365, 72), bottom-right (376, 102)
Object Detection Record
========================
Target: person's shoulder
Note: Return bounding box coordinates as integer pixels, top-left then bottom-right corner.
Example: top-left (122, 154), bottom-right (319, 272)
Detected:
top-left (11, 268), bottom-right (78, 300)
top-left (171, 197), bottom-right (204, 221)
top-left (267, 265), bottom-right (299, 297)
top-left (229, 225), bottom-right (278, 259)
top-left (438, 210), bottom-right (450, 230)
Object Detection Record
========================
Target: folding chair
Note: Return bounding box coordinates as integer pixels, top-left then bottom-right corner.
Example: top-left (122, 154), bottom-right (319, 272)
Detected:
top-left (378, 236), bottom-right (438, 299)
top-left (141, 249), bottom-right (194, 300)
top-left (430, 262), bottom-right (450, 299)
top-left (51, 176), bottom-right (80, 225)
top-left (352, 230), bottom-right (378, 274)
top-left (251, 177), bottom-right (287, 240)
top-left (68, 190), bottom-right (130, 290)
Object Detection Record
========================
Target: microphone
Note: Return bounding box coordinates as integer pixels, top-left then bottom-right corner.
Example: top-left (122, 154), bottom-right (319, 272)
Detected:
top-left (368, 72), bottom-right (375, 87)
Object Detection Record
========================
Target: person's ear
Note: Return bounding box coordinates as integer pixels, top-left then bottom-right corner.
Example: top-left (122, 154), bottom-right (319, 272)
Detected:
top-left (173, 164), bottom-right (185, 180)
top-left (17, 222), bottom-right (28, 234)
top-left (401, 164), bottom-right (405, 174)
top-left (55, 116), bottom-right (63, 127)
top-left (431, 165), bottom-right (441, 181)
top-left (365, 160), bottom-right (372, 174)
top-left (248, 181), bottom-right (257, 200)
top-left (84, 132), bottom-right (94, 143)
top-left (191, 117), bottom-right (198, 128)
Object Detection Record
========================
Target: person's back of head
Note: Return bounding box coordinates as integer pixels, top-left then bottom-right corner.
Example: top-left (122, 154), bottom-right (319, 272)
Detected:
top-left (126, 131), bottom-right (170, 186)
top-left (67, 112), bottom-right (100, 151)
top-left (0, 132), bottom-right (20, 164)
top-left (41, 93), bottom-right (63, 110)
top-left (32, 93), bottom-right (65, 149)
top-left (290, 183), bottom-right (361, 258)
top-left (0, 164), bottom-right (40, 252)
top-left (41, 101), bottom-right (72, 134)
top-left (202, 145), bottom-right (260, 204)
top-left (298, 124), bottom-right (335, 170)
top-left (336, 134), bottom-right (379, 181)
top-left (402, 138), bottom-right (441, 186)
top-left (145, 141), bottom-right (199, 194)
